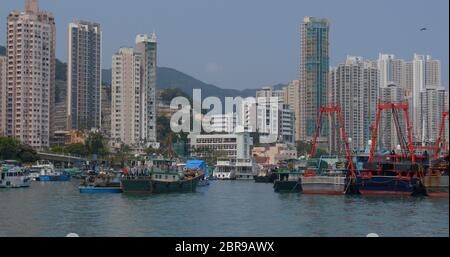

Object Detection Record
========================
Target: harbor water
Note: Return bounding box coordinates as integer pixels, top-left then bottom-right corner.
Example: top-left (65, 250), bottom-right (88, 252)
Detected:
top-left (0, 180), bottom-right (448, 237)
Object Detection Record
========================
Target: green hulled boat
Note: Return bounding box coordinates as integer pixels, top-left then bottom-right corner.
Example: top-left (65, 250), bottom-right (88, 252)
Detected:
top-left (120, 160), bottom-right (202, 194)
top-left (273, 168), bottom-right (303, 193)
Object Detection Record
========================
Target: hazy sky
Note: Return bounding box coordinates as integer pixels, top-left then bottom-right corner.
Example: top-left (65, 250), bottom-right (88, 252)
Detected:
top-left (1, 0), bottom-right (448, 90)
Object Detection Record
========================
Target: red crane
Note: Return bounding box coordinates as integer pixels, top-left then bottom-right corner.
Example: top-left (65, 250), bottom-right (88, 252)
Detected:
top-left (434, 111), bottom-right (449, 160)
top-left (369, 100), bottom-right (415, 163)
top-left (310, 103), bottom-right (355, 178)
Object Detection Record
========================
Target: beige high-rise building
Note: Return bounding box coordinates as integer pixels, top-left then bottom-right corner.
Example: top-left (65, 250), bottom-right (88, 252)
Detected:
top-left (283, 80), bottom-right (300, 142)
top-left (0, 56), bottom-right (6, 136)
top-left (6, 0), bottom-right (56, 149)
top-left (111, 48), bottom-right (142, 146)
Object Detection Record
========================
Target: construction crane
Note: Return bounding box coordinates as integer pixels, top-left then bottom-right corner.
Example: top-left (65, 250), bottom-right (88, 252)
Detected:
top-left (310, 103), bottom-right (356, 192)
top-left (434, 111), bottom-right (449, 160)
top-left (369, 100), bottom-right (415, 163)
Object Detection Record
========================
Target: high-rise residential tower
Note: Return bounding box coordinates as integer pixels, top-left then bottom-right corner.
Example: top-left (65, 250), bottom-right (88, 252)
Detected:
top-left (135, 33), bottom-right (158, 144)
top-left (6, 0), bottom-right (56, 149)
top-left (67, 20), bottom-right (102, 130)
top-left (329, 56), bottom-right (379, 153)
top-left (379, 84), bottom-right (407, 151)
top-left (412, 54), bottom-right (441, 137)
top-left (419, 87), bottom-right (449, 145)
top-left (299, 17), bottom-right (330, 141)
top-left (111, 48), bottom-right (142, 146)
top-left (283, 80), bottom-right (300, 142)
top-left (0, 56), bottom-right (6, 136)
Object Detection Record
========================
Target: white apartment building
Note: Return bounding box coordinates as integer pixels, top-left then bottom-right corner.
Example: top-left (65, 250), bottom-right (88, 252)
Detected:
top-left (0, 56), bottom-right (6, 136)
top-left (419, 87), bottom-right (449, 145)
top-left (255, 87), bottom-right (295, 144)
top-left (6, 0), bottom-right (56, 149)
top-left (412, 54), bottom-right (441, 137)
top-left (188, 133), bottom-right (253, 160)
top-left (329, 56), bottom-right (378, 153)
top-left (111, 48), bottom-right (142, 146)
top-left (135, 33), bottom-right (158, 144)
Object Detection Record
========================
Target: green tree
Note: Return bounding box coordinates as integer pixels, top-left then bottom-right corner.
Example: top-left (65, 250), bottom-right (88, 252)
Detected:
top-left (116, 144), bottom-right (132, 168)
top-left (0, 137), bottom-right (39, 163)
top-left (65, 143), bottom-right (87, 157)
top-left (85, 132), bottom-right (108, 157)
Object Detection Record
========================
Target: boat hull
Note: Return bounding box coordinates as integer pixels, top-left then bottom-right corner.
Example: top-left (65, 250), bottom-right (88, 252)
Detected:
top-left (301, 176), bottom-right (345, 195)
top-left (121, 175), bottom-right (201, 194)
top-left (273, 180), bottom-right (302, 193)
top-left (37, 175), bottom-right (71, 182)
top-left (79, 186), bottom-right (122, 193)
top-left (355, 176), bottom-right (426, 196)
top-left (423, 175), bottom-right (449, 192)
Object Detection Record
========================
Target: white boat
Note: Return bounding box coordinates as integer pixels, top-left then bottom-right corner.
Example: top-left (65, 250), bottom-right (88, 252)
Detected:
top-left (1, 164), bottom-right (31, 188)
top-left (213, 159), bottom-right (236, 180)
top-left (235, 158), bottom-right (259, 180)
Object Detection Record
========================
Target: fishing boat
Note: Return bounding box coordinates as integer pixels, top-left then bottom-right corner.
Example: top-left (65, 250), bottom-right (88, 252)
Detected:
top-left (254, 167), bottom-right (277, 183)
top-left (355, 155), bottom-right (427, 196)
top-left (300, 157), bottom-right (347, 195)
top-left (79, 170), bottom-right (123, 193)
top-left (213, 158), bottom-right (236, 180)
top-left (121, 159), bottom-right (202, 194)
top-left (185, 160), bottom-right (210, 187)
top-left (33, 161), bottom-right (71, 182)
top-left (423, 156), bottom-right (449, 194)
top-left (0, 162), bottom-right (31, 188)
top-left (273, 168), bottom-right (302, 193)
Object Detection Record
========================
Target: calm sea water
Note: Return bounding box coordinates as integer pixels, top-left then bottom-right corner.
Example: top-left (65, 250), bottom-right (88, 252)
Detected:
top-left (0, 180), bottom-right (448, 237)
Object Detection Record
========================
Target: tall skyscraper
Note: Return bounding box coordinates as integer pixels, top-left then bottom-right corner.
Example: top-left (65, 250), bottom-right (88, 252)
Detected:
top-left (135, 33), bottom-right (157, 144)
top-left (0, 56), bottom-right (6, 136)
top-left (6, 0), bottom-right (56, 149)
top-left (329, 56), bottom-right (379, 153)
top-left (299, 16), bottom-right (330, 141)
top-left (283, 80), bottom-right (300, 142)
top-left (111, 48), bottom-right (142, 146)
top-left (67, 20), bottom-right (102, 130)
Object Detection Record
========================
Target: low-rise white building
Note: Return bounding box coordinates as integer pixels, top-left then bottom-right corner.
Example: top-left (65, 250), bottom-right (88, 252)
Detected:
top-left (188, 132), bottom-right (253, 160)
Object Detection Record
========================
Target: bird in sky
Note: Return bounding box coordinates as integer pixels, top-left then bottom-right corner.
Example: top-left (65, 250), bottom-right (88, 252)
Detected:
top-left (420, 27), bottom-right (428, 31)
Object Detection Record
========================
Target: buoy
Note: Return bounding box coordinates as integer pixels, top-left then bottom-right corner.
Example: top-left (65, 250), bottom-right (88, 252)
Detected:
top-left (66, 233), bottom-right (79, 237)
top-left (366, 233), bottom-right (379, 237)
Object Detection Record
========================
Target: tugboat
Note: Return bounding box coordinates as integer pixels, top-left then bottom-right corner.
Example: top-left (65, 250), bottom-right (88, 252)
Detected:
top-left (79, 169), bottom-right (123, 193)
top-left (121, 159), bottom-right (202, 194)
top-left (0, 161), bottom-right (31, 188)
